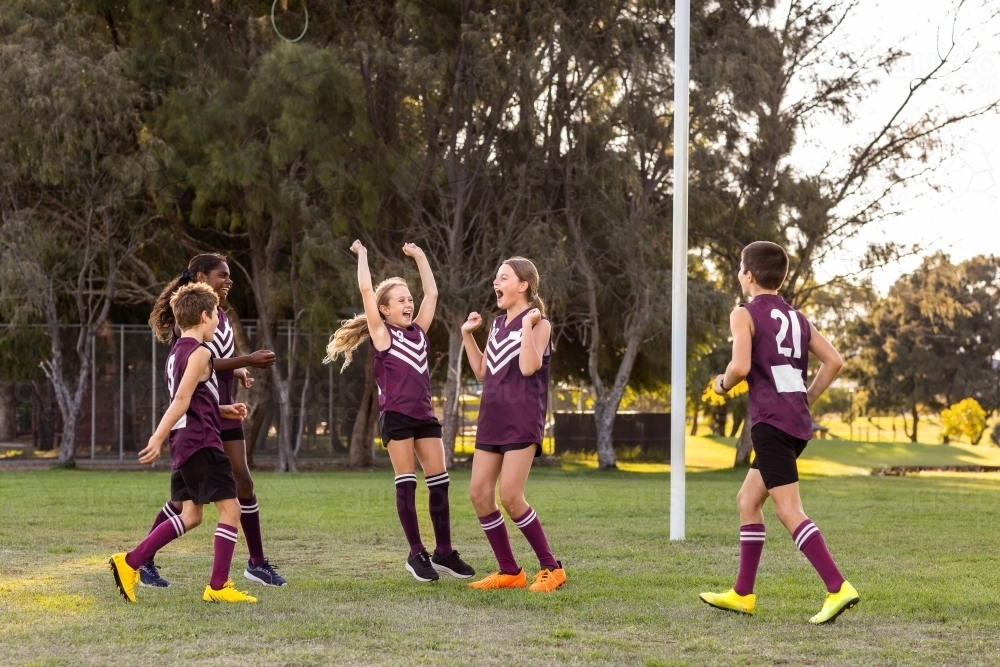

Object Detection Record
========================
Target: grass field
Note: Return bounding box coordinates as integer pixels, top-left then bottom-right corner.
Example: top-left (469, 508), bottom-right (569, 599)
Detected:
top-left (3, 463), bottom-right (1000, 666)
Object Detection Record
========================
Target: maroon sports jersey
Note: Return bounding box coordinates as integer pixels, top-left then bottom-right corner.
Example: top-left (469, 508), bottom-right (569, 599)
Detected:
top-left (741, 294), bottom-right (813, 440)
top-left (206, 308), bottom-right (240, 431)
top-left (164, 337), bottom-right (224, 468)
top-left (373, 322), bottom-right (435, 420)
top-left (476, 310), bottom-right (551, 445)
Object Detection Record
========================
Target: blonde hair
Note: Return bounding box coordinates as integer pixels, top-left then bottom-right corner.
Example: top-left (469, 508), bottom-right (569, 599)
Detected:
top-left (324, 277), bottom-right (409, 369)
top-left (170, 283), bottom-right (219, 331)
top-left (501, 256), bottom-right (545, 317)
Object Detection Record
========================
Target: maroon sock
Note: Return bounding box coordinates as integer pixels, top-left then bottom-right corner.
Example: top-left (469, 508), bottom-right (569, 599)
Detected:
top-left (479, 510), bottom-right (520, 574)
top-left (512, 507), bottom-right (558, 570)
top-left (210, 523), bottom-right (239, 590)
top-left (395, 474), bottom-right (424, 557)
top-left (733, 523), bottom-right (765, 595)
top-left (239, 496), bottom-right (265, 566)
top-left (147, 501), bottom-right (181, 535)
top-left (126, 512), bottom-right (186, 569)
top-left (425, 472), bottom-right (452, 557)
top-left (793, 519), bottom-right (846, 593)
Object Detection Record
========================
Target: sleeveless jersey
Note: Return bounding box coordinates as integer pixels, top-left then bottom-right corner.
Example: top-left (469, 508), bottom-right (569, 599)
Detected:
top-left (205, 308), bottom-right (240, 430)
top-left (373, 322), bottom-right (435, 420)
top-left (164, 337), bottom-right (224, 468)
top-left (741, 294), bottom-right (813, 441)
top-left (476, 310), bottom-right (551, 445)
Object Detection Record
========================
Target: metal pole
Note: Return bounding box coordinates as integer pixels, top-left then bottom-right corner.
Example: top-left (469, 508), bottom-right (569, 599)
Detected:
top-left (119, 326), bottom-right (124, 460)
top-left (670, 0), bottom-right (690, 541)
top-left (151, 330), bottom-right (156, 441)
top-left (91, 339), bottom-right (96, 459)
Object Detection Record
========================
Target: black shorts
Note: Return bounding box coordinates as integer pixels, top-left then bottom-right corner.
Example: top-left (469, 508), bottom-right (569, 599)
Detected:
top-left (170, 447), bottom-right (237, 505)
top-left (475, 442), bottom-right (541, 458)
top-left (749, 422), bottom-right (809, 489)
top-left (220, 426), bottom-right (245, 442)
top-left (379, 411), bottom-right (442, 444)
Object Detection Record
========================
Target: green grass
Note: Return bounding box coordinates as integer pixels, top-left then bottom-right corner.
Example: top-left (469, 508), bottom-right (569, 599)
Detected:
top-left (3, 466), bottom-right (1000, 665)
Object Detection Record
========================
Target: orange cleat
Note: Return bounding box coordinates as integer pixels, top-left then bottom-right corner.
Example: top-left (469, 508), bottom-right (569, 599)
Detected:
top-left (528, 563), bottom-right (567, 593)
top-left (468, 569), bottom-right (527, 590)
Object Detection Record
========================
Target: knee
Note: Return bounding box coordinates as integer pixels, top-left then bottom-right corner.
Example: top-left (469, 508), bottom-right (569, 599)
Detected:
top-left (736, 489), bottom-right (761, 515)
top-left (179, 510), bottom-right (202, 530)
top-left (498, 490), bottom-right (525, 516)
top-left (233, 470), bottom-right (254, 497)
top-left (469, 485), bottom-right (494, 512)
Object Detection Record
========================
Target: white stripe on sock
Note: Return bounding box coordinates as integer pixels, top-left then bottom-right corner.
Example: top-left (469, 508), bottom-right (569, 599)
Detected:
top-left (395, 474), bottom-right (417, 486)
top-left (164, 502), bottom-right (179, 518)
top-left (240, 503), bottom-right (260, 514)
top-left (169, 515), bottom-right (185, 537)
top-left (480, 516), bottom-right (505, 531)
top-left (215, 526), bottom-right (238, 541)
top-left (513, 509), bottom-right (537, 529)
top-left (425, 473), bottom-right (450, 487)
top-left (794, 523), bottom-right (819, 550)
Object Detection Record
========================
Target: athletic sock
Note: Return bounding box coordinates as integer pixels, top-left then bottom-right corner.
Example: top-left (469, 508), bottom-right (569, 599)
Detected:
top-left (239, 495), bottom-right (265, 566)
top-left (126, 512), bottom-right (186, 569)
top-left (210, 523), bottom-right (239, 590)
top-left (793, 519), bottom-right (846, 593)
top-left (734, 523), bottom-right (765, 595)
top-left (479, 510), bottom-right (520, 574)
top-left (512, 507), bottom-right (558, 570)
top-left (146, 501), bottom-right (181, 537)
top-left (395, 474), bottom-right (424, 557)
top-left (425, 472), bottom-right (452, 557)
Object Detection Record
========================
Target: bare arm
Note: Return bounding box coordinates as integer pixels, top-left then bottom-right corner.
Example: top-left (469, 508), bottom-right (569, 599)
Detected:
top-left (213, 350), bottom-right (275, 372)
top-left (806, 323), bottom-right (843, 406)
top-left (404, 243), bottom-right (438, 332)
top-left (352, 240), bottom-right (391, 352)
top-left (461, 312), bottom-right (487, 382)
top-left (518, 309), bottom-right (550, 377)
top-left (715, 307), bottom-right (754, 395)
top-left (139, 346), bottom-right (211, 464)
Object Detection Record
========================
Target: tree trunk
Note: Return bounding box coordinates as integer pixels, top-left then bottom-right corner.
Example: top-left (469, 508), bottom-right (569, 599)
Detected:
top-left (689, 406), bottom-right (699, 437)
top-left (294, 365), bottom-right (311, 457)
top-left (271, 371), bottom-right (298, 472)
top-left (734, 416), bottom-right (753, 466)
top-left (441, 325), bottom-right (464, 467)
top-left (909, 405), bottom-right (919, 443)
top-left (349, 346), bottom-right (376, 467)
top-left (593, 396), bottom-right (618, 469)
top-left (730, 407), bottom-right (745, 438)
top-left (57, 403), bottom-right (80, 466)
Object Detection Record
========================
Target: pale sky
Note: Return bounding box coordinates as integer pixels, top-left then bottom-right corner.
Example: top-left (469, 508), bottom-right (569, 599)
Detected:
top-left (787, 0), bottom-right (1000, 292)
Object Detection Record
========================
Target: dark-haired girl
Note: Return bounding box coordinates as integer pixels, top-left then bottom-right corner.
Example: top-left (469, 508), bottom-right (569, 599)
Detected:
top-left (462, 257), bottom-right (565, 592)
top-left (141, 253), bottom-right (286, 587)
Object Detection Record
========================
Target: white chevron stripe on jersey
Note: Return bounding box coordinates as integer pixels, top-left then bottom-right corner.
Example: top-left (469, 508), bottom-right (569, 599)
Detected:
top-left (171, 414), bottom-right (188, 431)
top-left (391, 339), bottom-right (428, 363)
top-left (486, 347), bottom-right (521, 375)
top-left (486, 337), bottom-right (521, 362)
top-left (205, 378), bottom-right (220, 403)
top-left (388, 348), bottom-right (429, 374)
top-left (391, 329), bottom-right (426, 350)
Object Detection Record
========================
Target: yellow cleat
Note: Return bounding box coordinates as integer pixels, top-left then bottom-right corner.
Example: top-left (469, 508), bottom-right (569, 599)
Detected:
top-left (699, 588), bottom-right (756, 615)
top-left (468, 569), bottom-right (527, 590)
top-left (109, 553), bottom-right (139, 603)
top-left (528, 564), bottom-right (567, 593)
top-left (203, 580), bottom-right (258, 604)
top-left (809, 581), bottom-right (859, 624)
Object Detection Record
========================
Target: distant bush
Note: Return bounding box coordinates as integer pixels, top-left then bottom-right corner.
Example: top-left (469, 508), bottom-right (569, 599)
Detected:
top-left (941, 398), bottom-right (988, 445)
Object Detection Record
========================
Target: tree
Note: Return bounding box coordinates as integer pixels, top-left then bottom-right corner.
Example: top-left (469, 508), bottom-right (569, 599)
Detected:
top-left (845, 254), bottom-right (1000, 442)
top-left (941, 398), bottom-right (988, 445)
top-left (0, 0), bottom-right (154, 465)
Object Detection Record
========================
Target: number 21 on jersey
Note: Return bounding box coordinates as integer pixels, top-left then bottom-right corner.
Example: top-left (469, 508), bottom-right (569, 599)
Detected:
top-left (770, 308), bottom-right (806, 393)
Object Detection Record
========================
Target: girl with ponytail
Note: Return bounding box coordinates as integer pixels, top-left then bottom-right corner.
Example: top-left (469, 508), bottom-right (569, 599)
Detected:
top-left (325, 240), bottom-right (474, 583)
top-left (139, 253), bottom-right (287, 588)
top-left (462, 257), bottom-right (565, 592)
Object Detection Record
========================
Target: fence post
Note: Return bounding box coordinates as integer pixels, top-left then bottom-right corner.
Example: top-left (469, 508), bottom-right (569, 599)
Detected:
top-left (151, 329), bottom-right (156, 440)
top-left (91, 340), bottom-right (96, 459)
top-left (119, 326), bottom-right (124, 460)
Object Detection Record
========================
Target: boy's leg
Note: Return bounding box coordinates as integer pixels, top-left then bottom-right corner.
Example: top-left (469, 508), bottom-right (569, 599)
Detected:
top-left (126, 500), bottom-right (200, 569)
top-left (209, 497), bottom-right (241, 590)
top-left (769, 482), bottom-right (845, 593)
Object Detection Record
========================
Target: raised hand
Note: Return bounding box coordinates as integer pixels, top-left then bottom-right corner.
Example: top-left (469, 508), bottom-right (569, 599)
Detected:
top-left (462, 312), bottom-right (483, 333)
top-left (351, 239), bottom-right (366, 255)
top-left (523, 308), bottom-right (541, 327)
top-left (402, 243), bottom-right (425, 259)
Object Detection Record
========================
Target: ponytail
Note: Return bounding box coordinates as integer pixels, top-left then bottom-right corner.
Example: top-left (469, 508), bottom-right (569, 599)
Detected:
top-left (323, 277), bottom-right (409, 370)
top-left (148, 253), bottom-right (228, 344)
